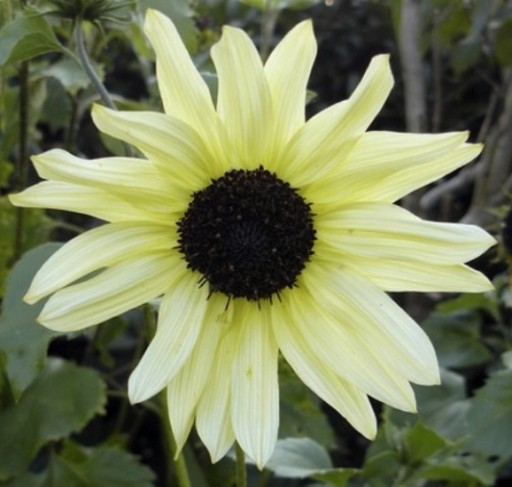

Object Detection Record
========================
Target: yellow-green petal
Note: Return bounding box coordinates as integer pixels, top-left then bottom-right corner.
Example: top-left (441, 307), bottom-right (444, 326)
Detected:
top-left (196, 328), bottom-right (236, 463)
top-left (317, 202), bottom-right (496, 265)
top-left (272, 300), bottom-right (377, 439)
top-left (278, 54), bottom-right (393, 186)
top-left (211, 25), bottom-right (273, 169)
top-left (230, 301), bottom-right (279, 468)
top-left (26, 222), bottom-right (176, 304)
top-left (128, 271), bottom-right (208, 403)
top-left (38, 253), bottom-right (179, 332)
top-left (10, 181), bottom-right (161, 223)
top-left (166, 294), bottom-right (231, 455)
top-left (263, 20), bottom-right (317, 167)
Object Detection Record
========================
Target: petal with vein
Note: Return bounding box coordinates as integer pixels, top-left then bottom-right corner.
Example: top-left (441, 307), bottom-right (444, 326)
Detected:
top-left (304, 262), bottom-right (439, 386)
top-left (92, 105), bottom-right (225, 186)
top-left (129, 270), bottom-right (208, 403)
top-left (279, 54), bottom-right (393, 186)
top-left (231, 301), bottom-right (279, 468)
top-left (144, 9), bottom-right (218, 145)
top-left (272, 298), bottom-right (376, 439)
top-left (166, 294), bottom-right (231, 454)
top-left (285, 282), bottom-right (417, 411)
top-left (263, 20), bottom-right (316, 166)
top-left (31, 149), bottom-right (184, 214)
top-left (39, 253), bottom-right (180, 332)
top-left (26, 222), bottom-right (176, 304)
top-left (196, 326), bottom-right (236, 463)
top-left (317, 248), bottom-right (493, 292)
top-left (304, 131), bottom-right (481, 205)
top-left (211, 26), bottom-right (273, 168)
top-left (317, 202), bottom-right (496, 265)
top-left (9, 181), bottom-right (161, 223)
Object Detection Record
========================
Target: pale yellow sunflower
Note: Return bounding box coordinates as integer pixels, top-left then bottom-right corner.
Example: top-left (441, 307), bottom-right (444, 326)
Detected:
top-left (10, 9), bottom-right (494, 467)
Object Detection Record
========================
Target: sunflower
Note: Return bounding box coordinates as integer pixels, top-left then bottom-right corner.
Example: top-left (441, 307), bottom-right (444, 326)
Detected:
top-left (10, 9), bottom-right (494, 467)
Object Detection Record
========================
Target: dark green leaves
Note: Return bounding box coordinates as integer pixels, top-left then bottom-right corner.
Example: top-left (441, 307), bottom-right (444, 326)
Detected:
top-left (0, 9), bottom-right (63, 66)
top-left (0, 359), bottom-right (106, 480)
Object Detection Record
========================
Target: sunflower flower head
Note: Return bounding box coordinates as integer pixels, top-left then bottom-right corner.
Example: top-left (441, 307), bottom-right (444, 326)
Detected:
top-left (10, 9), bottom-right (495, 468)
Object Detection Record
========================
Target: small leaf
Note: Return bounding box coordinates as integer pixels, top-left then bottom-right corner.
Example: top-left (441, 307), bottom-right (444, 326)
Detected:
top-left (466, 369), bottom-right (512, 456)
top-left (263, 437), bottom-right (332, 478)
top-left (0, 8), bottom-right (63, 66)
top-left (403, 422), bottom-right (447, 464)
top-left (0, 359), bottom-right (106, 480)
top-left (0, 243), bottom-right (61, 399)
top-left (45, 442), bottom-right (154, 487)
top-left (311, 468), bottom-right (359, 487)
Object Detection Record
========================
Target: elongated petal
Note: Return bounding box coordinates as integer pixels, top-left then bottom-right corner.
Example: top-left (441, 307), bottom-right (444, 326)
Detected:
top-left (31, 149), bottom-right (184, 214)
top-left (316, 247), bottom-right (493, 292)
top-left (263, 20), bottom-right (316, 166)
top-left (129, 271), bottom-right (208, 403)
top-left (272, 300), bottom-right (376, 439)
top-left (284, 283), bottom-right (417, 411)
top-left (304, 262), bottom-right (439, 386)
top-left (9, 181), bottom-right (161, 223)
top-left (317, 202), bottom-right (495, 265)
top-left (39, 253), bottom-right (180, 331)
top-left (26, 222), bottom-right (176, 304)
top-left (166, 294), bottom-right (231, 454)
top-left (304, 131), bottom-right (481, 205)
top-left (196, 327), bottom-right (236, 463)
top-left (144, 10), bottom-right (218, 141)
top-left (231, 301), bottom-right (279, 468)
top-left (92, 105), bottom-right (225, 187)
top-left (211, 25), bottom-right (273, 168)
top-left (278, 54), bottom-right (393, 186)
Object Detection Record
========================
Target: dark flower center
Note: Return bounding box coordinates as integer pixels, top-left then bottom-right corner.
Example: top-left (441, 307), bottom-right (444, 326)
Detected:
top-left (177, 167), bottom-right (316, 301)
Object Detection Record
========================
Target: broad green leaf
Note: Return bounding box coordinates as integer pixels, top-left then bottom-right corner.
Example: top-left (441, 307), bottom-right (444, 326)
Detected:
top-left (0, 243), bottom-right (60, 399)
top-left (403, 422), bottom-right (447, 464)
top-left (466, 369), bottom-right (512, 456)
top-left (0, 160), bottom-right (14, 188)
top-left (0, 9), bottom-right (63, 66)
top-left (263, 437), bottom-right (332, 478)
top-left (422, 311), bottom-right (491, 368)
top-left (44, 442), bottom-right (154, 487)
top-left (311, 468), bottom-right (359, 487)
top-left (0, 359), bottom-right (106, 480)
top-left (279, 365), bottom-right (335, 448)
top-left (42, 57), bottom-right (92, 96)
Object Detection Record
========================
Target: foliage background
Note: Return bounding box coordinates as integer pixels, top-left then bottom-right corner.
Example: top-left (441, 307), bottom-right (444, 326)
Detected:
top-left (1, 0), bottom-right (512, 485)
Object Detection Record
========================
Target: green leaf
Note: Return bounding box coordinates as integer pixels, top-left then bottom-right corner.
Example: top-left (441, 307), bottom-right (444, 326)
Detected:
top-left (403, 422), bottom-right (447, 464)
top-left (0, 8), bottom-right (63, 66)
top-left (279, 365), bottom-right (335, 448)
top-left (42, 57), bottom-right (94, 96)
top-left (43, 442), bottom-right (154, 487)
top-left (263, 437), bottom-right (332, 478)
top-left (311, 468), bottom-right (359, 487)
top-left (0, 359), bottom-right (106, 481)
top-left (422, 310), bottom-right (491, 368)
top-left (466, 369), bottom-right (512, 456)
top-left (0, 243), bottom-right (61, 399)
top-left (495, 17), bottom-right (512, 67)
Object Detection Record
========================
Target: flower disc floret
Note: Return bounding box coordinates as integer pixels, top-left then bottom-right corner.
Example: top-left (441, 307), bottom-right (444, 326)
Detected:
top-left (177, 167), bottom-right (316, 301)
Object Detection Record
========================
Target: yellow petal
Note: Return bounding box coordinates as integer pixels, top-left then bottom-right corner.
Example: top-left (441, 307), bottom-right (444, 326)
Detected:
top-left (38, 253), bottom-right (180, 332)
top-left (317, 202), bottom-right (496, 265)
top-left (129, 270), bottom-right (208, 403)
top-left (230, 301), bottom-right (279, 468)
top-left (26, 222), bottom-right (176, 304)
top-left (278, 54), bottom-right (393, 186)
top-left (211, 25), bottom-right (273, 168)
top-left (263, 20), bottom-right (317, 167)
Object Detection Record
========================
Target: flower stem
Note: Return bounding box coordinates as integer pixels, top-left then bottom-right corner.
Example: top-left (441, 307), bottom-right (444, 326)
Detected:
top-left (235, 442), bottom-right (247, 487)
top-left (159, 390), bottom-right (192, 487)
top-left (143, 305), bottom-right (191, 487)
top-left (74, 20), bottom-right (116, 110)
